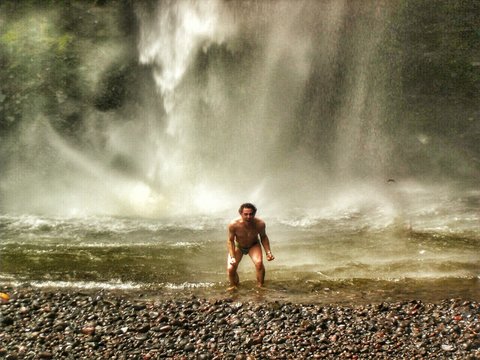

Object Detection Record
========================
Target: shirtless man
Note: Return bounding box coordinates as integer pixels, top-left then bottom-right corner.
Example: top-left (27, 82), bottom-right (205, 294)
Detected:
top-left (227, 203), bottom-right (275, 289)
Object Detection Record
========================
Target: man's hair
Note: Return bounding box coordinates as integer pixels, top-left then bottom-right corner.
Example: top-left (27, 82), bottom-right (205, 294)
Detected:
top-left (238, 203), bottom-right (257, 215)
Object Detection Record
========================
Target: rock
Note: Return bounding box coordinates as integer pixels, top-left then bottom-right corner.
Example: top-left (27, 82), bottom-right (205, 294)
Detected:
top-left (1, 316), bottom-right (14, 326)
top-left (184, 343), bottom-right (195, 352)
top-left (231, 319), bottom-right (242, 327)
top-left (441, 344), bottom-right (455, 352)
top-left (141, 323), bottom-right (151, 332)
top-left (135, 334), bottom-right (148, 342)
top-left (252, 336), bottom-right (263, 345)
top-left (148, 311), bottom-right (159, 319)
top-left (81, 326), bottom-right (95, 335)
top-left (159, 325), bottom-right (171, 332)
top-left (38, 352), bottom-right (53, 359)
top-left (19, 306), bottom-right (29, 314)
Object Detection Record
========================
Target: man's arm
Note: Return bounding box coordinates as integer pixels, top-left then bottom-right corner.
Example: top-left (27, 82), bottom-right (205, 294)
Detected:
top-left (258, 221), bottom-right (275, 261)
top-left (227, 223), bottom-right (237, 264)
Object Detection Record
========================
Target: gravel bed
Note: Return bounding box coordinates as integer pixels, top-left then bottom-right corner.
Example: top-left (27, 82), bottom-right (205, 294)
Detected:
top-left (0, 288), bottom-right (478, 359)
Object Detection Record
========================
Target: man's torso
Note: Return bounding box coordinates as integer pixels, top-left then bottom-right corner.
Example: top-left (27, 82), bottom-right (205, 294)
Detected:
top-left (232, 218), bottom-right (263, 248)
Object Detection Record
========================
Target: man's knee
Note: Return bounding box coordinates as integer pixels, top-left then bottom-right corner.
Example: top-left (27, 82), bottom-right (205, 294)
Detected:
top-left (254, 261), bottom-right (264, 272)
top-left (227, 264), bottom-right (238, 275)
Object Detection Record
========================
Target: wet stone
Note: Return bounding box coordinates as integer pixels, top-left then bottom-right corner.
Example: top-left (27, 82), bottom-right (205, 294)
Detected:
top-left (441, 344), bottom-right (455, 352)
top-left (184, 343), bottom-right (195, 352)
top-left (37, 352), bottom-right (53, 359)
top-left (1, 289), bottom-right (479, 359)
top-left (81, 326), bottom-right (95, 335)
top-left (1, 316), bottom-right (14, 326)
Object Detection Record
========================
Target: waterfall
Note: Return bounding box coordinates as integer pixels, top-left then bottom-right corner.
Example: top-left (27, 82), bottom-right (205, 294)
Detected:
top-left (0, 1), bottom-right (476, 217)
top-left (131, 0), bottom-right (395, 214)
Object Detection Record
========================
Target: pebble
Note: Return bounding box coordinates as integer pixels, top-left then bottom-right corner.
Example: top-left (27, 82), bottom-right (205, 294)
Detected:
top-left (81, 326), bottom-right (95, 335)
top-left (37, 351), bottom-right (53, 359)
top-left (0, 288), bottom-right (478, 359)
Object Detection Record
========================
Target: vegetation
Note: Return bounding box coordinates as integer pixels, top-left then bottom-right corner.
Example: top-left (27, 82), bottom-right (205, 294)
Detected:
top-left (0, 1), bottom-right (136, 135)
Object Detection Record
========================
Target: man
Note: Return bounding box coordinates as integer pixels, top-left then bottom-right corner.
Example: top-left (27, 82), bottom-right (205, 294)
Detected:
top-left (227, 203), bottom-right (275, 289)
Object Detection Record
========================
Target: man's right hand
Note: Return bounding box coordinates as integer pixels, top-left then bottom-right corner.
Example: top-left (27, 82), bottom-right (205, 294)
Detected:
top-left (229, 255), bottom-right (237, 265)
top-left (266, 252), bottom-right (275, 261)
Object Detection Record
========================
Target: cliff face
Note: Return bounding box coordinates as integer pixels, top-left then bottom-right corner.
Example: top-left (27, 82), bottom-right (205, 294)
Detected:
top-left (391, 1), bottom-right (480, 178)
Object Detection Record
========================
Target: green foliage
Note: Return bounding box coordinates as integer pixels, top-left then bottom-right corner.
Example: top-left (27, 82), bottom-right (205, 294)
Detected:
top-left (0, 9), bottom-right (78, 131)
top-left (0, 0), bottom-right (136, 135)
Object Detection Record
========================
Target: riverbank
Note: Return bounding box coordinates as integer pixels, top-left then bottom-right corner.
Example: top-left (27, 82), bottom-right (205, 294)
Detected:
top-left (0, 287), bottom-right (478, 359)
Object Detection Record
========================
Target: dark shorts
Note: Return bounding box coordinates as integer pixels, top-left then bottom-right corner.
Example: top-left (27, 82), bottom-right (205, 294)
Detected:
top-left (235, 241), bottom-right (259, 255)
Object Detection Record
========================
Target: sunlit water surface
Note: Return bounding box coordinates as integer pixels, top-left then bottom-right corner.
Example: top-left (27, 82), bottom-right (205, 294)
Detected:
top-left (1, 187), bottom-right (478, 303)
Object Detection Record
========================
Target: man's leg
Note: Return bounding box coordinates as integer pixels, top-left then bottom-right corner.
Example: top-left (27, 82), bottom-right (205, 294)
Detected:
top-left (249, 244), bottom-right (265, 287)
top-left (227, 250), bottom-right (243, 289)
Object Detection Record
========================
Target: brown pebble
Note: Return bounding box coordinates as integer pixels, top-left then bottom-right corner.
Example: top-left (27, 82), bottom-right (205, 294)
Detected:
top-left (38, 352), bottom-right (53, 359)
top-left (160, 325), bottom-right (171, 332)
top-left (81, 326), bottom-right (95, 335)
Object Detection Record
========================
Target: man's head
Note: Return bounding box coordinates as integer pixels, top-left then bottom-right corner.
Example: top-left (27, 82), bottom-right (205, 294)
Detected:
top-left (239, 203), bottom-right (257, 222)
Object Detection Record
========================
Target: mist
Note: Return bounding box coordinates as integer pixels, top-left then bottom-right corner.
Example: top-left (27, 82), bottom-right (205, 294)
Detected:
top-left (0, 0), bottom-right (478, 218)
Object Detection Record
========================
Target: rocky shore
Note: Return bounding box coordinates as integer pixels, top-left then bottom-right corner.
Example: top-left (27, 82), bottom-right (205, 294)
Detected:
top-left (0, 288), bottom-right (478, 359)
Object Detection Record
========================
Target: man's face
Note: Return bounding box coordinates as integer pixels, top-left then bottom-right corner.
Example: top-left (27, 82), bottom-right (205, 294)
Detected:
top-left (240, 208), bottom-right (255, 222)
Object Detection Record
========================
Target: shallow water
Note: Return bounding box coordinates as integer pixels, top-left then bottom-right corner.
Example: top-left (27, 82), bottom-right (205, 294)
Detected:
top-left (1, 185), bottom-right (479, 303)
